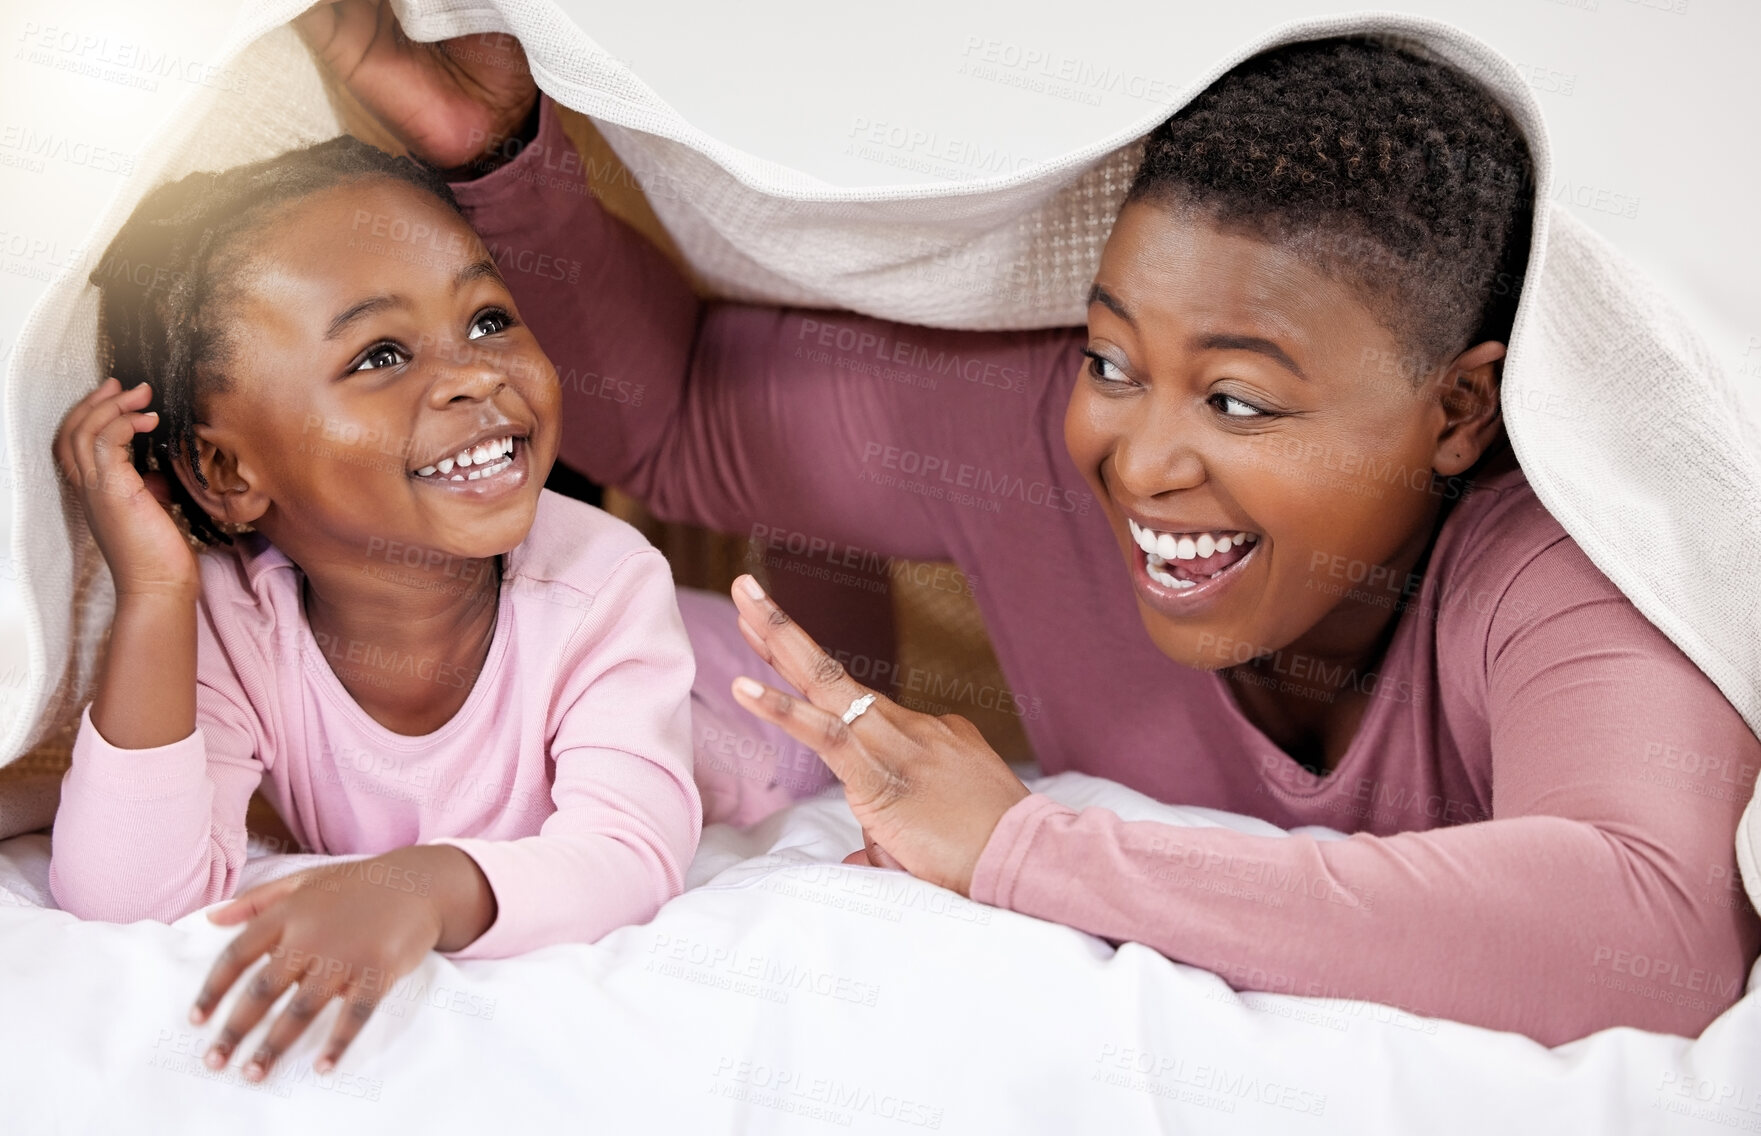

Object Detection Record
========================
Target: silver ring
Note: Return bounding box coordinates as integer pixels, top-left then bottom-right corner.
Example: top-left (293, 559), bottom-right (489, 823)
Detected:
top-left (840, 693), bottom-right (877, 724)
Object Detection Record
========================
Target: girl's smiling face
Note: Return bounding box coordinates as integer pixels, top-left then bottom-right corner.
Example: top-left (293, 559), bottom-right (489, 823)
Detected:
top-left (172, 177), bottom-right (561, 571)
top-left (1065, 200), bottom-right (1505, 673)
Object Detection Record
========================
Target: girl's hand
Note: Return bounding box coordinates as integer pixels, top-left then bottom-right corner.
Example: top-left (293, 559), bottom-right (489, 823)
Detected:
top-left (189, 850), bottom-right (445, 1081)
top-left (294, 0), bottom-right (537, 171)
top-left (52, 377), bottom-right (196, 599)
top-left (727, 576), bottom-right (1031, 896)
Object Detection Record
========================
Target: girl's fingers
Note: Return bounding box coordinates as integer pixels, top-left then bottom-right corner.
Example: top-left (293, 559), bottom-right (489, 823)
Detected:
top-left (190, 913), bottom-right (285, 1024)
top-left (315, 982), bottom-right (384, 1075)
top-left (207, 872), bottom-right (306, 926)
top-left (204, 955), bottom-right (298, 1070)
top-left (246, 977), bottom-right (336, 1081)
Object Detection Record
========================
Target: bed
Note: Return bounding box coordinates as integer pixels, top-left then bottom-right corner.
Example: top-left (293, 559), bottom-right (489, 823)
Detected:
top-left (3, 772), bottom-right (1757, 1133)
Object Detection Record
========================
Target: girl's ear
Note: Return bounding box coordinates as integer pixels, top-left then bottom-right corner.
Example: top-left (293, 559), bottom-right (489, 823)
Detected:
top-left (170, 424), bottom-right (271, 528)
top-left (1429, 340), bottom-right (1506, 477)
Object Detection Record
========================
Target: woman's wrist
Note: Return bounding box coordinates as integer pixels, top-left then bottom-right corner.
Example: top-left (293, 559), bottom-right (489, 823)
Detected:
top-left (437, 94), bottom-right (542, 181)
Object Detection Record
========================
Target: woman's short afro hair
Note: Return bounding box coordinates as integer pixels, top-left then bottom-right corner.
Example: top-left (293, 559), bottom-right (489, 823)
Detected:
top-left (1126, 35), bottom-right (1534, 375)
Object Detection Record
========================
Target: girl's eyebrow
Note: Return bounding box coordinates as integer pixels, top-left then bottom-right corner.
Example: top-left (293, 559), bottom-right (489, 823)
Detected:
top-left (324, 257), bottom-right (504, 340)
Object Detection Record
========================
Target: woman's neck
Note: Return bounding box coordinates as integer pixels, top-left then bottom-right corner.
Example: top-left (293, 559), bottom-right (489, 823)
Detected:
top-left (1221, 481), bottom-right (1468, 775)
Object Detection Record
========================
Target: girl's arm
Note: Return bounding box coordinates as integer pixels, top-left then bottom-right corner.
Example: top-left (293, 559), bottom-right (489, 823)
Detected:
top-left (48, 377), bottom-right (264, 920)
top-left (426, 547), bottom-right (702, 958)
top-left (454, 97), bottom-right (1078, 562)
top-left (968, 537), bottom-right (1760, 1045)
top-left (49, 593), bottom-right (265, 922)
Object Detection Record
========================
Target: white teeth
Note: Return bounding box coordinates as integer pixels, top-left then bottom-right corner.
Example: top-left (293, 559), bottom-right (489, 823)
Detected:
top-left (415, 436), bottom-right (518, 480)
top-left (1195, 533), bottom-right (1215, 558)
top-left (1215, 535), bottom-right (1232, 553)
top-left (1155, 532), bottom-right (1178, 560)
top-left (1128, 518), bottom-right (1259, 559)
top-left (1175, 536), bottom-right (1196, 560)
top-left (1145, 556), bottom-right (1197, 590)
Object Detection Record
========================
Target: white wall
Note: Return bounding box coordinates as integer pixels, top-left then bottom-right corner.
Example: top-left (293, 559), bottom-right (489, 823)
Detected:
top-left (2, 0), bottom-right (1756, 696)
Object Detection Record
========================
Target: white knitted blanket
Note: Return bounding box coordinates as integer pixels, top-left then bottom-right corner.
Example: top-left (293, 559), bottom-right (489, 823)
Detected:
top-left (5, 4), bottom-right (1758, 915)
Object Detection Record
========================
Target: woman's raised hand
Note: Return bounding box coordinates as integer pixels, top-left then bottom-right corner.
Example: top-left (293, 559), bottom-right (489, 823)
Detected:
top-left (727, 575), bottom-right (1031, 896)
top-left (294, 0), bottom-right (537, 171)
top-left (52, 378), bottom-right (196, 599)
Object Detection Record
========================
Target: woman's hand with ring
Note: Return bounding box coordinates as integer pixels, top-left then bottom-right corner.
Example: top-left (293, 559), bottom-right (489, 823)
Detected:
top-left (727, 575), bottom-right (1030, 896)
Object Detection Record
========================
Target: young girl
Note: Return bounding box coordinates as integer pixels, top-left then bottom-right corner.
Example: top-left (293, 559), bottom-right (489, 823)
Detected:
top-left (48, 138), bottom-right (702, 1080)
top-left (303, 11), bottom-right (1760, 1046)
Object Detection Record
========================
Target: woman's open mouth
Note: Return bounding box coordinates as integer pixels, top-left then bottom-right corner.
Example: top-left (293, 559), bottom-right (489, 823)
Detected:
top-left (409, 433), bottom-right (529, 498)
top-left (1126, 517), bottom-right (1260, 611)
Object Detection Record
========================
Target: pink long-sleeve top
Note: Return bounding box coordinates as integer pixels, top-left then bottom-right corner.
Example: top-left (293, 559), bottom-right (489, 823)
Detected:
top-left (454, 99), bottom-right (1760, 1042)
top-left (49, 489), bottom-right (703, 959)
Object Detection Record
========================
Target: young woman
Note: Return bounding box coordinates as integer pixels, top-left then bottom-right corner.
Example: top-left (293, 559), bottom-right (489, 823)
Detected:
top-left (299, 3), bottom-right (1760, 1044)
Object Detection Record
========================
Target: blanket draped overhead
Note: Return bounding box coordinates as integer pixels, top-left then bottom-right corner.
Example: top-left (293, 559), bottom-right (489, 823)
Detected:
top-left (6, 3), bottom-right (1759, 912)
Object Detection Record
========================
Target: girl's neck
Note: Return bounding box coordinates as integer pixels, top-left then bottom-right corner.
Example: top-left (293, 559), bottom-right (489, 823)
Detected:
top-left (298, 552), bottom-right (505, 737)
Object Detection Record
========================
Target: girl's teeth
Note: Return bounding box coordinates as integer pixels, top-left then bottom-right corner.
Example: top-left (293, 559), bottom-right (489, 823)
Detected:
top-left (1196, 533), bottom-right (1215, 558)
top-left (415, 436), bottom-right (519, 480)
top-left (1156, 532), bottom-right (1178, 560)
top-left (1175, 536), bottom-right (1197, 560)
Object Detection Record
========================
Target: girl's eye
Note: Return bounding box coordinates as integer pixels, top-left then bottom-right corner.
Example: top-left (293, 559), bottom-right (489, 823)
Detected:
top-left (1083, 350), bottom-right (1130, 385)
top-left (468, 308), bottom-right (513, 340)
top-left (354, 343), bottom-right (407, 372)
top-left (1209, 392), bottom-right (1267, 419)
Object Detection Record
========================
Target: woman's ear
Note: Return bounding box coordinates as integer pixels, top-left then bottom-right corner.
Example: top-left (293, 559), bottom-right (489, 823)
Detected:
top-left (169, 424), bottom-right (271, 528)
top-left (1429, 340), bottom-right (1506, 477)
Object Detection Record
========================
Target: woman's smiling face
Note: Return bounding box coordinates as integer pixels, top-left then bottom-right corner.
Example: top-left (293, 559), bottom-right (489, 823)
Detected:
top-left (174, 177), bottom-right (562, 569)
top-left (1065, 200), bottom-right (1503, 672)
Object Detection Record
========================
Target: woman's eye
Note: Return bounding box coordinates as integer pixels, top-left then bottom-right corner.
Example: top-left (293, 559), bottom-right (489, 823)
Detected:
top-left (1084, 351), bottom-right (1129, 384)
top-left (1210, 392), bottom-right (1267, 418)
top-left (354, 344), bottom-right (407, 372)
top-left (468, 309), bottom-right (512, 340)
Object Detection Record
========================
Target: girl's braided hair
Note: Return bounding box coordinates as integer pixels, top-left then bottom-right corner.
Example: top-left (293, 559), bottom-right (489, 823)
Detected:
top-left (91, 135), bottom-right (461, 545)
top-left (1127, 36), bottom-right (1535, 376)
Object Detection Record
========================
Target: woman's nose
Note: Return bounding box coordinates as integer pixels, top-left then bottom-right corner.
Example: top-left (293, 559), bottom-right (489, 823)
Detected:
top-left (1111, 414), bottom-right (1205, 501)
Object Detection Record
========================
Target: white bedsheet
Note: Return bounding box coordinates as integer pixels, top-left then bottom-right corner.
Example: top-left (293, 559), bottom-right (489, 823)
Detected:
top-left (1, 772), bottom-right (1756, 1134)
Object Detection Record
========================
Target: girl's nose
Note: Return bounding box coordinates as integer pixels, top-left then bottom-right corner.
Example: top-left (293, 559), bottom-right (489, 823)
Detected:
top-left (427, 345), bottom-right (507, 406)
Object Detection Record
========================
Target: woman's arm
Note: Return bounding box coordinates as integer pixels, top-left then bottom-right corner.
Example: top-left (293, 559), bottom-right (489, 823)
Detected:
top-left (969, 537), bottom-right (1760, 1045)
top-left (453, 97), bottom-right (1075, 561)
top-left (426, 548), bottom-right (703, 959)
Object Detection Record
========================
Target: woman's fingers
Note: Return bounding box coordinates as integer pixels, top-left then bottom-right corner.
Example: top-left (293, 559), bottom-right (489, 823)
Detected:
top-left (729, 576), bottom-right (867, 712)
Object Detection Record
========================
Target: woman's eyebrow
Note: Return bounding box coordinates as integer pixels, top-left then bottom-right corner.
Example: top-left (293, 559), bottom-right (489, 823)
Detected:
top-left (1087, 282), bottom-right (1134, 325)
top-left (323, 258), bottom-right (504, 340)
top-left (1192, 333), bottom-right (1309, 381)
